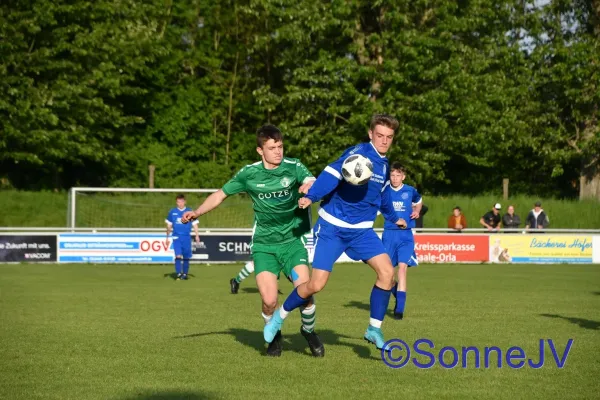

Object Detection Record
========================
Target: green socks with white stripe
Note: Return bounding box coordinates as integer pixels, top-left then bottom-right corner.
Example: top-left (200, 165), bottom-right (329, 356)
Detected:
top-left (235, 261), bottom-right (254, 284)
top-left (300, 304), bottom-right (316, 333)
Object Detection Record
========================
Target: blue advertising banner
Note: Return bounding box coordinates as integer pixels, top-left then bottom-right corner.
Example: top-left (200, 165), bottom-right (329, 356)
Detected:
top-left (57, 233), bottom-right (255, 263)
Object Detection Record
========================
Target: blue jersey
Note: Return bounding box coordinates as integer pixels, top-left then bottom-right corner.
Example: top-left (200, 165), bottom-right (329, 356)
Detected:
top-left (305, 142), bottom-right (398, 228)
top-left (165, 207), bottom-right (198, 237)
top-left (382, 183), bottom-right (422, 236)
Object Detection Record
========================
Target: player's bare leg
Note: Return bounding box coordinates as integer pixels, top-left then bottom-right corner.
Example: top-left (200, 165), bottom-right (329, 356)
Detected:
top-left (264, 269), bottom-right (331, 344)
top-left (363, 253), bottom-right (395, 350)
top-left (367, 253), bottom-right (395, 290)
top-left (256, 271), bottom-right (283, 356)
top-left (292, 265), bottom-right (324, 357)
top-left (296, 268), bottom-right (331, 298)
top-left (397, 263), bottom-right (407, 292)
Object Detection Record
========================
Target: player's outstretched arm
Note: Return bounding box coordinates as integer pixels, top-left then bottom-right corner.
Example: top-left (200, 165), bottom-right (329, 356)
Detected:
top-left (182, 190), bottom-right (228, 223)
top-left (303, 152), bottom-right (352, 204)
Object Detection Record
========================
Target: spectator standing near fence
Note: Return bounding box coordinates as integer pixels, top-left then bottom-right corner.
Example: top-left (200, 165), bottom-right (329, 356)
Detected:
top-left (480, 203), bottom-right (502, 232)
top-left (447, 206), bottom-right (467, 232)
top-left (525, 201), bottom-right (549, 232)
top-left (502, 205), bottom-right (521, 232)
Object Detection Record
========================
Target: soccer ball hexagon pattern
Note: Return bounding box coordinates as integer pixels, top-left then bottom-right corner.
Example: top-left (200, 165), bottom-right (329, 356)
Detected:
top-left (341, 154), bottom-right (373, 185)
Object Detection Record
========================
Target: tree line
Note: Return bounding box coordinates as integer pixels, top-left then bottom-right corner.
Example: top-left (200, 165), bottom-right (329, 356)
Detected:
top-left (1, 0), bottom-right (598, 199)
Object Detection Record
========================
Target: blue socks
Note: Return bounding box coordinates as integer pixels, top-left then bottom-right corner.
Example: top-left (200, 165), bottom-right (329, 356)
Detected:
top-left (391, 283), bottom-right (407, 313)
top-left (395, 291), bottom-right (407, 313)
top-left (183, 259), bottom-right (190, 274)
top-left (283, 287), bottom-right (309, 312)
top-left (175, 258), bottom-right (182, 275)
top-left (369, 285), bottom-right (392, 327)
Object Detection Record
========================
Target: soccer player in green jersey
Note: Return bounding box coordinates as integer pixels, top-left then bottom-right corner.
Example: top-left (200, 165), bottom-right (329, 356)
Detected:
top-left (181, 124), bottom-right (324, 357)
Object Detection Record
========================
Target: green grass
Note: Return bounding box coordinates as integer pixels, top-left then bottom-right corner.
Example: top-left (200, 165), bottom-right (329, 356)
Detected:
top-left (1, 190), bottom-right (600, 229)
top-left (1, 263), bottom-right (599, 400)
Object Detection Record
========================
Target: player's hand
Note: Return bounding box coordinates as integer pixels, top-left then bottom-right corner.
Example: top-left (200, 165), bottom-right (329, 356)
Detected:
top-left (298, 197), bottom-right (313, 209)
top-left (195, 236), bottom-right (200, 244)
top-left (181, 211), bottom-right (197, 224)
top-left (396, 218), bottom-right (407, 229)
top-left (410, 210), bottom-right (420, 219)
top-left (298, 179), bottom-right (315, 194)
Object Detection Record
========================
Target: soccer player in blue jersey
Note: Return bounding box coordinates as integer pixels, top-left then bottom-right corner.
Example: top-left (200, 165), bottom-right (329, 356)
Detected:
top-left (263, 114), bottom-right (405, 350)
top-left (166, 194), bottom-right (200, 280)
top-left (381, 163), bottom-right (422, 320)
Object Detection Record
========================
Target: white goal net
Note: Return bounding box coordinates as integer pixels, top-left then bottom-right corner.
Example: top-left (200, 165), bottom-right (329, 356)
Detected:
top-left (68, 188), bottom-right (255, 230)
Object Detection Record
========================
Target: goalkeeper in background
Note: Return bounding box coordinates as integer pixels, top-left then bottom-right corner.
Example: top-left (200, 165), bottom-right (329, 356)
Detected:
top-left (181, 124), bottom-right (324, 358)
top-left (165, 194), bottom-right (200, 280)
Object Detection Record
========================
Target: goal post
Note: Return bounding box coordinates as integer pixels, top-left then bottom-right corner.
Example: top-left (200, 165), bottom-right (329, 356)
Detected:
top-left (67, 187), bottom-right (255, 231)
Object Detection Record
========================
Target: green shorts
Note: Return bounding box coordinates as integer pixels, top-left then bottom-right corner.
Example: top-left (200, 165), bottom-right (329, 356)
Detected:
top-left (251, 238), bottom-right (309, 281)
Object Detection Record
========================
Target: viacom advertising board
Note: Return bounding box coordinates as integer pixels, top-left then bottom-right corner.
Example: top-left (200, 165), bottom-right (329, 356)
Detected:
top-left (0, 235), bottom-right (57, 262)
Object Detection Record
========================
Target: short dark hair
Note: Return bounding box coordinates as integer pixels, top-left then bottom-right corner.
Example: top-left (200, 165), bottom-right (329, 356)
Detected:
top-left (390, 162), bottom-right (406, 174)
top-left (256, 124), bottom-right (283, 148)
top-left (176, 194), bottom-right (185, 200)
top-left (370, 114), bottom-right (399, 131)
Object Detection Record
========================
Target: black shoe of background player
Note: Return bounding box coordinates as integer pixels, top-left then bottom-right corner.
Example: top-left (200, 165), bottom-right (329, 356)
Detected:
top-left (394, 311), bottom-right (404, 320)
top-left (181, 274), bottom-right (188, 280)
top-left (230, 278), bottom-right (239, 294)
top-left (266, 330), bottom-right (283, 357)
top-left (301, 327), bottom-right (325, 357)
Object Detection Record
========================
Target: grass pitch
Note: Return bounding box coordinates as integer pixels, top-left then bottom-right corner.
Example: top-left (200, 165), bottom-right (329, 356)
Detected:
top-left (1, 263), bottom-right (599, 400)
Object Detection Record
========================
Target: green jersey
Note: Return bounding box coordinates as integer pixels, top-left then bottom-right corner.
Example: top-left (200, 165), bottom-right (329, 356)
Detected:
top-left (222, 157), bottom-right (315, 245)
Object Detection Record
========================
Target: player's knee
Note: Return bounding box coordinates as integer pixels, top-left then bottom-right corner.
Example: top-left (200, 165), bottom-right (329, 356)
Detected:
top-left (309, 278), bottom-right (327, 293)
top-left (176, 255), bottom-right (182, 259)
top-left (378, 265), bottom-right (394, 283)
top-left (262, 299), bottom-right (277, 315)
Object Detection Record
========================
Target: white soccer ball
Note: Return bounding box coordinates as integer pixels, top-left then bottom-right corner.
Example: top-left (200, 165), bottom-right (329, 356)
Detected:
top-left (341, 154), bottom-right (373, 185)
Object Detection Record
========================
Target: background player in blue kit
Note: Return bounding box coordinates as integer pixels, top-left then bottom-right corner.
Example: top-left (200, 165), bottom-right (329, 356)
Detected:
top-left (381, 163), bottom-right (422, 320)
top-left (166, 194), bottom-right (200, 280)
top-left (263, 114), bottom-right (405, 350)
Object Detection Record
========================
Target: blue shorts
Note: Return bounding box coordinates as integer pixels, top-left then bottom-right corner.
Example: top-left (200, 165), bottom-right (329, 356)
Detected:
top-left (173, 236), bottom-right (192, 259)
top-left (382, 230), bottom-right (418, 267)
top-left (312, 218), bottom-right (387, 272)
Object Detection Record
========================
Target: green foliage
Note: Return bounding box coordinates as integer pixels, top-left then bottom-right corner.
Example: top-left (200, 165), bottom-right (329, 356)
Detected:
top-left (0, 0), bottom-right (598, 199)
